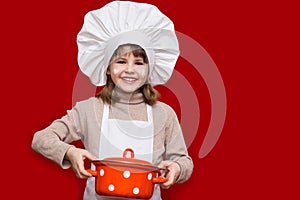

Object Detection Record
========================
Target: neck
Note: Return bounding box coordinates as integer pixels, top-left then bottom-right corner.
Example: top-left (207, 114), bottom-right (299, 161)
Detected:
top-left (111, 87), bottom-right (144, 105)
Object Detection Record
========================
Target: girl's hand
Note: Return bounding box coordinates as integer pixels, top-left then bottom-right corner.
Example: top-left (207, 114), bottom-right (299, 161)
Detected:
top-left (65, 146), bottom-right (96, 179)
top-left (158, 160), bottom-right (181, 189)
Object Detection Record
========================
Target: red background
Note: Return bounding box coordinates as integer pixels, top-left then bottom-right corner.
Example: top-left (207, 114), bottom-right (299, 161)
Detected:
top-left (1, 0), bottom-right (299, 199)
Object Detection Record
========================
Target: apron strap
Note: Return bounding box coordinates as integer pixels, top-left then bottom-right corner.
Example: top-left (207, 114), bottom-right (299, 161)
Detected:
top-left (103, 104), bottom-right (109, 121)
top-left (146, 104), bottom-right (153, 123)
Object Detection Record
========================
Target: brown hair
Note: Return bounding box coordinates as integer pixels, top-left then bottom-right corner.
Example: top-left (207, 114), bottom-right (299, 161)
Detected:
top-left (96, 44), bottom-right (160, 105)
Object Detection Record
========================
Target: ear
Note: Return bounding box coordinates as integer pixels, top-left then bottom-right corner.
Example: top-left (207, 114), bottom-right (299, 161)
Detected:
top-left (106, 68), bottom-right (111, 75)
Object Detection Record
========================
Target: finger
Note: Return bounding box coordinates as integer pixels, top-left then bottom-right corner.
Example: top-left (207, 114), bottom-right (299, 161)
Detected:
top-left (79, 167), bottom-right (93, 177)
top-left (74, 164), bottom-right (91, 179)
top-left (79, 171), bottom-right (92, 179)
top-left (165, 171), bottom-right (175, 184)
top-left (77, 160), bottom-right (92, 178)
top-left (83, 151), bottom-right (97, 161)
top-left (160, 169), bottom-right (168, 177)
top-left (160, 181), bottom-right (172, 189)
top-left (159, 163), bottom-right (178, 189)
top-left (161, 174), bottom-right (175, 189)
top-left (158, 160), bottom-right (172, 169)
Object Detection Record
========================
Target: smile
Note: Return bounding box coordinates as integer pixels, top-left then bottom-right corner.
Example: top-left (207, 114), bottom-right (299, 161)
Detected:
top-left (121, 77), bottom-right (138, 83)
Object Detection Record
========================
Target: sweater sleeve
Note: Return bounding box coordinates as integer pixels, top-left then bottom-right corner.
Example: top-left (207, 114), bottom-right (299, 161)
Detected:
top-left (31, 101), bottom-right (86, 169)
top-left (164, 105), bottom-right (194, 183)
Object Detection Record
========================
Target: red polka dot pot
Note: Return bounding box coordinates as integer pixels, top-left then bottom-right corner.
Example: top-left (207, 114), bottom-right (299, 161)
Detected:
top-left (87, 148), bottom-right (167, 199)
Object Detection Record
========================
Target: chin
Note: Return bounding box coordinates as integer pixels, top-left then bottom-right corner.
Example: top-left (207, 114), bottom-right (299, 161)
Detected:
top-left (116, 81), bottom-right (145, 93)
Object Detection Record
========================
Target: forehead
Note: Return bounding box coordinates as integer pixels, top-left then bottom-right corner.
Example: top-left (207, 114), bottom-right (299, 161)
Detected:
top-left (110, 44), bottom-right (149, 63)
top-left (115, 45), bottom-right (141, 56)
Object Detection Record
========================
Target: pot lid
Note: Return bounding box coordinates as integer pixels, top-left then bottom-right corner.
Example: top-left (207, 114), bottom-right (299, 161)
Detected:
top-left (92, 148), bottom-right (159, 171)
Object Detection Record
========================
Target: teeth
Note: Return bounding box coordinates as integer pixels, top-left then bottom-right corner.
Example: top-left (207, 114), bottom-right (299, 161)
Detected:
top-left (122, 77), bottom-right (136, 82)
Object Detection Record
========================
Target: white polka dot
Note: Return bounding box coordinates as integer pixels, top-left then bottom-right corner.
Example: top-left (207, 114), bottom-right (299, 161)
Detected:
top-left (133, 187), bottom-right (139, 195)
top-left (123, 170), bottom-right (131, 178)
top-left (100, 169), bottom-right (104, 176)
top-left (108, 184), bottom-right (115, 191)
top-left (147, 173), bottom-right (152, 180)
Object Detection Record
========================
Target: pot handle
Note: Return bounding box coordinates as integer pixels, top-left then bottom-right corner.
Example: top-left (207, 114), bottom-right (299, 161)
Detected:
top-left (86, 169), bottom-right (97, 177)
top-left (152, 177), bottom-right (168, 183)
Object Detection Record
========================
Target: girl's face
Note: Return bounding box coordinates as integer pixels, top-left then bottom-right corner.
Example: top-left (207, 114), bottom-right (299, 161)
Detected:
top-left (107, 46), bottom-right (149, 93)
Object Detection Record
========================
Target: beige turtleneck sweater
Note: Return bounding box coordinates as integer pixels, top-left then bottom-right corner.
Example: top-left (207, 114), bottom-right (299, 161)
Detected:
top-left (31, 91), bottom-right (193, 185)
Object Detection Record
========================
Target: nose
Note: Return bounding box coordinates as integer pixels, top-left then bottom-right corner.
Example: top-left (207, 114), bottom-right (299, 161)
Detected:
top-left (124, 63), bottom-right (134, 73)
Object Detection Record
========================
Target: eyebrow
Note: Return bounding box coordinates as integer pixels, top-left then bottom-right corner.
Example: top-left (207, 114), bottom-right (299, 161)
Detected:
top-left (115, 57), bottom-right (144, 62)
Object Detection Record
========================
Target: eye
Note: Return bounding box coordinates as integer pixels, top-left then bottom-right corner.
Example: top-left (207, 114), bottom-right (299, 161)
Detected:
top-left (116, 60), bottom-right (126, 64)
top-left (135, 62), bottom-right (144, 65)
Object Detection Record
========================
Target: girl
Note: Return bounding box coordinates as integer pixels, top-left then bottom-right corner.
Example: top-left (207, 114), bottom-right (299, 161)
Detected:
top-left (32, 1), bottom-right (193, 200)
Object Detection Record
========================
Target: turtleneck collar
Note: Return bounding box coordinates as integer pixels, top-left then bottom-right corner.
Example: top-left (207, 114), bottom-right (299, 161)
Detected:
top-left (111, 87), bottom-right (145, 105)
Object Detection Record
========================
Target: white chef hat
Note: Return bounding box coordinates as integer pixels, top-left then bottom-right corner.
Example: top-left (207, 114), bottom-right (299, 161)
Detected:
top-left (77, 1), bottom-right (180, 86)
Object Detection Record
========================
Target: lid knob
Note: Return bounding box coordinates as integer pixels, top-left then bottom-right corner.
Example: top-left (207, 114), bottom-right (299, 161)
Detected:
top-left (123, 148), bottom-right (134, 158)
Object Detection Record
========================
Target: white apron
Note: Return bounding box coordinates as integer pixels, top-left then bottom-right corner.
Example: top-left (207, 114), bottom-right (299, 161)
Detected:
top-left (84, 104), bottom-right (161, 200)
